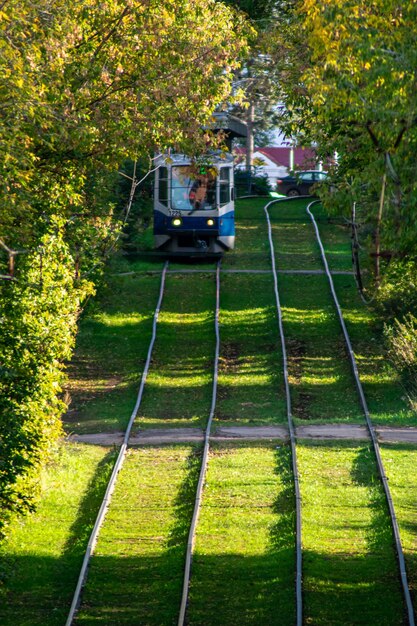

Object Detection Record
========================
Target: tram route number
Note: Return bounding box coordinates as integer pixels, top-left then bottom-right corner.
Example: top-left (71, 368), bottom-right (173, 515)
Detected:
top-left (169, 209), bottom-right (182, 217)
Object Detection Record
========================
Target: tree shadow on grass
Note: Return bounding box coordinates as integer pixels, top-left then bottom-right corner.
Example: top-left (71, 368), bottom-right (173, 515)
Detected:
top-left (63, 446), bottom-right (118, 559)
top-left (166, 445), bottom-right (202, 554)
top-left (186, 442), bottom-right (296, 626)
top-left (302, 548), bottom-right (406, 626)
top-left (350, 446), bottom-right (407, 623)
top-left (351, 445), bottom-right (397, 553)
top-left (269, 443), bottom-right (296, 553)
top-left (75, 444), bottom-right (203, 626)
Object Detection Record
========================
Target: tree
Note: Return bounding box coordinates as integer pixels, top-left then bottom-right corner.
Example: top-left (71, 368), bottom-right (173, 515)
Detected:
top-left (272, 1), bottom-right (417, 268)
top-left (223, 0), bottom-right (282, 170)
top-left (0, 0), bottom-right (250, 536)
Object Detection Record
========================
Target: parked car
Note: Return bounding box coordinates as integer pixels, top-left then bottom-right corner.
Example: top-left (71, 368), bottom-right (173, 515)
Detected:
top-left (276, 170), bottom-right (328, 197)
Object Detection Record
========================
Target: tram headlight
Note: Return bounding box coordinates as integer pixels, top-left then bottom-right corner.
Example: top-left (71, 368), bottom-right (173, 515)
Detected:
top-left (207, 219), bottom-right (215, 226)
top-left (172, 218), bottom-right (182, 227)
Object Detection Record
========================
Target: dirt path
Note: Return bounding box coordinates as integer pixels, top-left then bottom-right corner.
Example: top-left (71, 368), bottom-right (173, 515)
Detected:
top-left (68, 423), bottom-right (417, 446)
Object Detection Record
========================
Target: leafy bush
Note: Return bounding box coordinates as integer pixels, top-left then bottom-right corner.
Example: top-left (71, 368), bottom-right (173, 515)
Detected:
top-left (376, 259), bottom-right (417, 318)
top-left (0, 228), bottom-right (92, 538)
top-left (385, 314), bottom-right (417, 402)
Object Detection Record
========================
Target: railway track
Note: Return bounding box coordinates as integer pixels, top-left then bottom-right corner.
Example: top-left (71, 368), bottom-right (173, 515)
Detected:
top-left (306, 198), bottom-right (415, 626)
top-left (267, 196), bottom-right (415, 626)
top-left (64, 196), bottom-right (416, 626)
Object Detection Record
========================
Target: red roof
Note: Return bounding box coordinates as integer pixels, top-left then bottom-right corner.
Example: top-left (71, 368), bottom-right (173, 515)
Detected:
top-left (257, 147), bottom-right (317, 168)
top-left (233, 146), bottom-right (317, 169)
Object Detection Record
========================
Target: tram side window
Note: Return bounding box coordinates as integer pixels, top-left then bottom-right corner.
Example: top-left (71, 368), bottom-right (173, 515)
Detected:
top-left (220, 168), bottom-right (230, 206)
top-left (158, 167), bottom-right (168, 206)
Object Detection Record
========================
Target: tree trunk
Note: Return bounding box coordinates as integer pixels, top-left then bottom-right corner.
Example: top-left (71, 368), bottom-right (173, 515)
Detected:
top-left (375, 173), bottom-right (386, 283)
top-left (246, 101), bottom-right (255, 176)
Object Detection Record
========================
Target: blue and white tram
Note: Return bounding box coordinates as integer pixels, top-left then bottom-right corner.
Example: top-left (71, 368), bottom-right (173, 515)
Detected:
top-left (153, 153), bottom-right (235, 254)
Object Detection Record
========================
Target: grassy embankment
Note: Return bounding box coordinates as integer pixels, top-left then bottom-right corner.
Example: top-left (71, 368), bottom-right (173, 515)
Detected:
top-left (267, 199), bottom-right (363, 424)
top-left (312, 200), bottom-right (417, 427)
top-left (133, 272), bottom-right (216, 430)
top-left (316, 201), bottom-right (417, 605)
top-left (64, 272), bottom-right (163, 434)
top-left (214, 273), bottom-right (286, 427)
top-left (381, 444), bottom-right (417, 605)
top-left (0, 264), bottom-right (166, 626)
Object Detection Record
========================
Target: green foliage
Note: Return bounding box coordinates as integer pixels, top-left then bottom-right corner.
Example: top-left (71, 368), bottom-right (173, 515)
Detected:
top-left (385, 314), bottom-right (417, 402)
top-left (0, 0), bottom-right (250, 534)
top-left (376, 259), bottom-right (417, 317)
top-left (0, 228), bottom-right (92, 537)
top-left (272, 0), bottom-right (417, 259)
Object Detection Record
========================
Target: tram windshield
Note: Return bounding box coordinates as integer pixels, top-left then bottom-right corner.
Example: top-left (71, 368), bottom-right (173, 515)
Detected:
top-left (171, 166), bottom-right (216, 211)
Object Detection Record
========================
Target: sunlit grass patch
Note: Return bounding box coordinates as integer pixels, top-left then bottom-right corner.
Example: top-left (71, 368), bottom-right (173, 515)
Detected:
top-left (222, 198), bottom-right (271, 269)
top-left (135, 274), bottom-right (215, 429)
top-left (279, 274), bottom-right (363, 423)
top-left (215, 274), bottom-right (286, 426)
top-left (0, 443), bottom-right (116, 626)
top-left (76, 445), bottom-right (200, 626)
top-left (380, 443), bottom-right (417, 603)
top-left (64, 274), bottom-right (161, 434)
top-left (188, 442), bottom-right (295, 625)
top-left (298, 441), bottom-right (404, 625)
top-left (271, 221), bottom-right (322, 271)
top-left (283, 305), bottom-right (338, 325)
top-left (316, 221), bottom-right (352, 271)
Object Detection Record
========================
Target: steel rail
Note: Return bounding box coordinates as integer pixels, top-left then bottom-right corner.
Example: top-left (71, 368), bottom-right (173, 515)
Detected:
top-left (65, 261), bottom-right (169, 626)
top-left (264, 198), bottom-right (303, 626)
top-left (307, 200), bottom-right (415, 626)
top-left (177, 261), bottom-right (221, 626)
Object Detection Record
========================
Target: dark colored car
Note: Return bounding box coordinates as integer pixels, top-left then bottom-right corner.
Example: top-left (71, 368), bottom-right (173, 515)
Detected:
top-left (276, 170), bottom-right (328, 197)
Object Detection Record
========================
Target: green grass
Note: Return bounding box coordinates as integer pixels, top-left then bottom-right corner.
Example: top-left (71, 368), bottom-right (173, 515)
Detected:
top-left (75, 445), bottom-right (200, 625)
top-left (6, 193), bottom-right (416, 626)
top-left (267, 197), bottom-right (314, 222)
top-left (64, 273), bottom-right (162, 434)
top-left (215, 274), bottom-right (286, 426)
top-left (222, 198), bottom-right (271, 269)
top-left (332, 274), bottom-right (417, 426)
top-left (135, 273), bottom-right (216, 430)
top-left (187, 442), bottom-right (296, 625)
top-left (380, 444), bottom-right (417, 604)
top-left (272, 220), bottom-right (322, 271)
top-left (307, 203), bottom-right (416, 426)
top-left (268, 198), bottom-right (352, 271)
top-left (107, 250), bottom-right (166, 274)
top-left (0, 443), bottom-right (116, 626)
top-left (267, 198), bottom-right (416, 427)
top-left (278, 273), bottom-right (363, 424)
top-left (298, 441), bottom-right (404, 625)
top-left (316, 221), bottom-right (353, 271)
